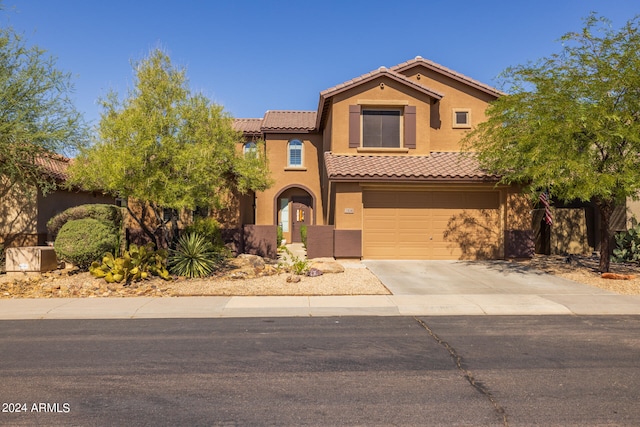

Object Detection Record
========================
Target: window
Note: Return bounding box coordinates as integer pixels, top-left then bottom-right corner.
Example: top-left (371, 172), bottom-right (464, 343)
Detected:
top-left (452, 109), bottom-right (471, 128)
top-left (243, 141), bottom-right (257, 157)
top-left (349, 104), bottom-right (415, 149)
top-left (362, 109), bottom-right (401, 148)
top-left (288, 139), bottom-right (303, 167)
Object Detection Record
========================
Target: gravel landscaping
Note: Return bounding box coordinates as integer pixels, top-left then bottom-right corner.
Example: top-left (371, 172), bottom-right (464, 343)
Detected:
top-left (1, 254), bottom-right (639, 299)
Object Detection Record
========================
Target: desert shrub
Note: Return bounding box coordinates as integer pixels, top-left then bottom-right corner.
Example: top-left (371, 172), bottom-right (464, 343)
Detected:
top-left (54, 218), bottom-right (119, 269)
top-left (612, 222), bottom-right (640, 263)
top-left (277, 225), bottom-right (283, 247)
top-left (300, 225), bottom-right (307, 249)
top-left (278, 245), bottom-right (310, 275)
top-left (90, 243), bottom-right (170, 283)
top-left (168, 232), bottom-right (219, 278)
top-left (47, 204), bottom-right (123, 239)
top-left (184, 217), bottom-right (223, 245)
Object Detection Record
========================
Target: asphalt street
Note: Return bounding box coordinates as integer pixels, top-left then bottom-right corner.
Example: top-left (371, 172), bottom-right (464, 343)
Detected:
top-left (1, 316), bottom-right (639, 426)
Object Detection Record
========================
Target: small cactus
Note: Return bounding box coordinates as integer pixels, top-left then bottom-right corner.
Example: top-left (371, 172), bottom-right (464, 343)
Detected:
top-left (89, 243), bottom-right (171, 284)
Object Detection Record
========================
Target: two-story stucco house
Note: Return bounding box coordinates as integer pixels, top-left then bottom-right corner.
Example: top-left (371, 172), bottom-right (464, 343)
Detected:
top-left (234, 56), bottom-right (531, 260)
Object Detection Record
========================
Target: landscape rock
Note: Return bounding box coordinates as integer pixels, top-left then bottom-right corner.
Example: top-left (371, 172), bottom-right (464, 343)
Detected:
top-left (307, 268), bottom-right (323, 277)
top-left (286, 275), bottom-right (301, 283)
top-left (234, 254), bottom-right (266, 270)
top-left (308, 260), bottom-right (345, 274)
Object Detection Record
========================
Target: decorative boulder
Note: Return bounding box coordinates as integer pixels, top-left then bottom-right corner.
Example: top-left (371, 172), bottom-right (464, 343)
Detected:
top-left (235, 254), bottom-right (266, 270)
top-left (308, 260), bottom-right (345, 274)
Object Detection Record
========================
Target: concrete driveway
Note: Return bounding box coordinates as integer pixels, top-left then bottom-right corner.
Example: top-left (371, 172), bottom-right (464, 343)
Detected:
top-left (363, 260), bottom-right (615, 296)
top-left (362, 260), bottom-right (640, 315)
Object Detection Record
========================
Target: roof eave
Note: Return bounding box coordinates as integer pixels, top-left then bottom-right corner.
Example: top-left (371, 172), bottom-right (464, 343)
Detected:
top-left (326, 175), bottom-right (501, 183)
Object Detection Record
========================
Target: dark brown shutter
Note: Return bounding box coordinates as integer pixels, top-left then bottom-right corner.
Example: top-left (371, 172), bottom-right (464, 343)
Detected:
top-left (349, 105), bottom-right (361, 148)
top-left (404, 105), bottom-right (416, 149)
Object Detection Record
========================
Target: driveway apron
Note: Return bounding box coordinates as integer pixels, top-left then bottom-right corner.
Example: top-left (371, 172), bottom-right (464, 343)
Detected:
top-left (362, 260), bottom-right (617, 296)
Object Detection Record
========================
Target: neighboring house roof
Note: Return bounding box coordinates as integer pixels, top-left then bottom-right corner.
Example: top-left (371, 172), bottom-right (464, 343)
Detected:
top-left (261, 110), bottom-right (317, 133)
top-left (35, 154), bottom-right (70, 181)
top-left (390, 56), bottom-right (504, 98)
top-left (233, 118), bottom-right (263, 136)
top-left (316, 66), bottom-right (444, 130)
top-left (324, 152), bottom-right (500, 183)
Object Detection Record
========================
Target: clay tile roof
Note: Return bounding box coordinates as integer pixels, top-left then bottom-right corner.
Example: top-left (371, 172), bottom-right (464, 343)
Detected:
top-left (390, 56), bottom-right (504, 98)
top-left (35, 153), bottom-right (70, 181)
top-left (261, 110), bottom-right (317, 132)
top-left (233, 118), bottom-right (263, 135)
top-left (324, 152), bottom-right (500, 182)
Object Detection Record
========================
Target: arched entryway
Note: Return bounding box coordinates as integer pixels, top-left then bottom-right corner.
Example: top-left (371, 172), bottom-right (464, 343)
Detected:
top-left (274, 185), bottom-right (316, 244)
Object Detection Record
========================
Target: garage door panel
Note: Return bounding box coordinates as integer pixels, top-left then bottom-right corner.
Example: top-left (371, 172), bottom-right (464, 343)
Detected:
top-left (363, 190), bottom-right (501, 260)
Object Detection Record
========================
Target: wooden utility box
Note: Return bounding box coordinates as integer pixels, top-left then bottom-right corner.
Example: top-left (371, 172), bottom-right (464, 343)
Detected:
top-left (5, 246), bottom-right (58, 273)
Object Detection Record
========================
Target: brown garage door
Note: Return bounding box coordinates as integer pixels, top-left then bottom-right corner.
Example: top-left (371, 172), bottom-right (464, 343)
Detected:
top-left (363, 190), bottom-right (501, 260)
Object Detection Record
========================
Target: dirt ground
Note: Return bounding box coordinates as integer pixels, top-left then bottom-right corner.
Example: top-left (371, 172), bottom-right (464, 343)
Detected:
top-left (516, 254), bottom-right (640, 295)
top-left (1, 254), bottom-right (639, 299)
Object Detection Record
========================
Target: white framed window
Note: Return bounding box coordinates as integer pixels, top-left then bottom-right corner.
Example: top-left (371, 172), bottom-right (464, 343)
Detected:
top-left (243, 141), bottom-right (257, 157)
top-left (452, 108), bottom-right (471, 128)
top-left (362, 108), bottom-right (402, 148)
top-left (287, 139), bottom-right (303, 167)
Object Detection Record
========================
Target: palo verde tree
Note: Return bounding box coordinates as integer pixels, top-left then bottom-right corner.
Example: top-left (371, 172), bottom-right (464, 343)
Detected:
top-left (0, 12), bottom-right (88, 194)
top-left (68, 49), bottom-right (271, 249)
top-left (463, 14), bottom-right (640, 273)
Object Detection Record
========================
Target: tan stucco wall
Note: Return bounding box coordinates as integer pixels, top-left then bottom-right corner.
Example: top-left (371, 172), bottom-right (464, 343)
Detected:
top-left (323, 68), bottom-right (496, 156)
top-left (627, 196), bottom-right (640, 228)
top-left (329, 76), bottom-right (433, 155)
top-left (505, 188), bottom-right (532, 230)
top-left (333, 182), bottom-right (363, 229)
top-left (254, 133), bottom-right (324, 240)
top-left (401, 65), bottom-right (496, 152)
top-left (0, 178), bottom-right (38, 245)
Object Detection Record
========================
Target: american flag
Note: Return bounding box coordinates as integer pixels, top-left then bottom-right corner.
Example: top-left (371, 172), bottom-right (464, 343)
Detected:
top-left (539, 191), bottom-right (553, 225)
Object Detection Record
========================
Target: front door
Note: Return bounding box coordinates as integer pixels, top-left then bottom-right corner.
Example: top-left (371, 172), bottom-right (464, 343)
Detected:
top-left (291, 196), bottom-right (311, 243)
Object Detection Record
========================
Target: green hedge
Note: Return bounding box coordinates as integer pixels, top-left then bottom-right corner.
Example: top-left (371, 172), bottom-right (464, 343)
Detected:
top-left (54, 218), bottom-right (119, 269)
top-left (47, 204), bottom-right (123, 239)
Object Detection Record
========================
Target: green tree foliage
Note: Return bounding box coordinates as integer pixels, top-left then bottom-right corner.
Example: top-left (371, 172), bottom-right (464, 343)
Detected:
top-left (0, 14), bottom-right (88, 193)
top-left (68, 49), bottom-right (272, 248)
top-left (463, 14), bottom-right (640, 272)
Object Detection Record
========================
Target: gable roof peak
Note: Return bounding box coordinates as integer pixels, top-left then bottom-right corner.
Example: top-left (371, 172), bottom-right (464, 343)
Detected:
top-left (391, 56), bottom-right (504, 97)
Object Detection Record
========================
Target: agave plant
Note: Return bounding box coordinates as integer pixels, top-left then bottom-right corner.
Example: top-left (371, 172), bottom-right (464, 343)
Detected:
top-left (168, 232), bottom-right (218, 278)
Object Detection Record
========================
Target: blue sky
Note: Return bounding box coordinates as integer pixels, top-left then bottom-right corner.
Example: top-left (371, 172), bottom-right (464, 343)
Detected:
top-left (2, 1), bottom-right (638, 126)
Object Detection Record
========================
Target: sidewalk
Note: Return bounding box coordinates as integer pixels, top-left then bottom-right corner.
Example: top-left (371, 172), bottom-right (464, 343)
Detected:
top-left (2, 256), bottom-right (640, 319)
top-left (1, 291), bottom-right (639, 320)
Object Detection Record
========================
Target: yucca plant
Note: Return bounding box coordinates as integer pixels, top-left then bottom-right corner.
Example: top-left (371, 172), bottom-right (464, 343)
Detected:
top-left (168, 232), bottom-right (218, 278)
